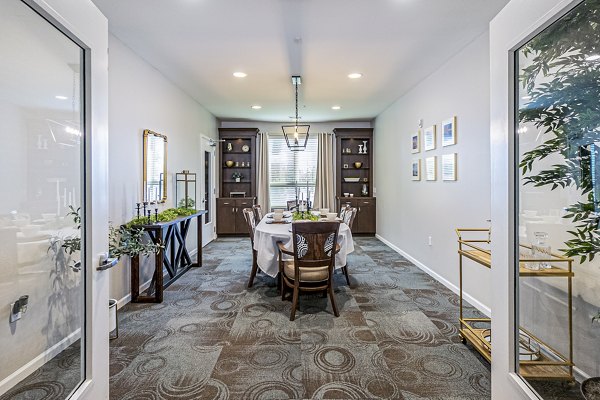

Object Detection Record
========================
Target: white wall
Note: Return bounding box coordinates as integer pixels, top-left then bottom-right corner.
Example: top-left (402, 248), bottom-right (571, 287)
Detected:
top-left (107, 34), bottom-right (218, 302)
top-left (374, 32), bottom-right (492, 314)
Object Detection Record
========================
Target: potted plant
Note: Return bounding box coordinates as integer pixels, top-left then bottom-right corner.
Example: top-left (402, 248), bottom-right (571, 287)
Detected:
top-left (232, 172), bottom-right (244, 183)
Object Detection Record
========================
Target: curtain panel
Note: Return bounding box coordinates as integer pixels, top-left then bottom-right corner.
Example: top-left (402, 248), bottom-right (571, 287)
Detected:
top-left (257, 132), bottom-right (270, 210)
top-left (313, 132), bottom-right (335, 211)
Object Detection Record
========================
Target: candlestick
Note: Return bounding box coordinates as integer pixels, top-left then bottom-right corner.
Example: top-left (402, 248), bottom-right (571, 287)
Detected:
top-left (136, 203), bottom-right (141, 219)
top-left (147, 210), bottom-right (151, 224)
top-left (154, 208), bottom-right (159, 223)
top-left (143, 202), bottom-right (148, 218)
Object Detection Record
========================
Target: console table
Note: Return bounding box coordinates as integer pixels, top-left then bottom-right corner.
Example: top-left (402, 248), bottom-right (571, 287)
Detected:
top-left (130, 210), bottom-right (207, 303)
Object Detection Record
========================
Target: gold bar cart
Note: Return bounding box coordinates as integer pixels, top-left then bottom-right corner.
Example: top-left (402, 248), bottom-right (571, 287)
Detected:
top-left (456, 228), bottom-right (574, 381)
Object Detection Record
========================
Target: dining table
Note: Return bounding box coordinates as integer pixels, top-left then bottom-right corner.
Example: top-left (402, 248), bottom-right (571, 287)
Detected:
top-left (253, 213), bottom-right (355, 277)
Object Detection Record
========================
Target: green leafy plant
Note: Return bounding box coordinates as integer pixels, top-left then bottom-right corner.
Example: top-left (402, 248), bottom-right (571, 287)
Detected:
top-left (292, 211), bottom-right (319, 221)
top-left (178, 197), bottom-right (195, 209)
top-left (231, 172), bottom-right (244, 180)
top-left (517, 0), bottom-right (600, 263)
top-left (109, 225), bottom-right (161, 259)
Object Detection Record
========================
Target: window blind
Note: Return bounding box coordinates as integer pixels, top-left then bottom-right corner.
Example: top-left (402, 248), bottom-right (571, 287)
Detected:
top-left (268, 136), bottom-right (318, 209)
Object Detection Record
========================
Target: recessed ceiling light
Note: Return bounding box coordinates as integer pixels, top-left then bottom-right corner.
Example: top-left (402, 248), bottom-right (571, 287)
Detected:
top-left (55, 95), bottom-right (68, 100)
top-left (586, 54), bottom-right (600, 61)
top-left (233, 72), bottom-right (247, 78)
top-left (332, 106), bottom-right (341, 110)
top-left (348, 73), bottom-right (363, 79)
top-left (251, 105), bottom-right (262, 110)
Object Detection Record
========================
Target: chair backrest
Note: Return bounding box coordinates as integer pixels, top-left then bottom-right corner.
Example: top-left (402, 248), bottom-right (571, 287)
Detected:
top-left (339, 203), bottom-right (350, 218)
top-left (291, 221), bottom-right (340, 270)
top-left (342, 207), bottom-right (357, 230)
top-left (252, 204), bottom-right (263, 221)
top-left (242, 208), bottom-right (256, 245)
top-left (287, 200), bottom-right (308, 211)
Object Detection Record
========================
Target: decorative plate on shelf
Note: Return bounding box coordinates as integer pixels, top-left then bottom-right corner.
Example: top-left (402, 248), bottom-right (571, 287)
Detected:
top-left (241, 145), bottom-right (250, 152)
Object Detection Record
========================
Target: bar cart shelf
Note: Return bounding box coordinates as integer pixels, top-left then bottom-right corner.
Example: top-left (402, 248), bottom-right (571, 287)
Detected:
top-left (456, 228), bottom-right (574, 381)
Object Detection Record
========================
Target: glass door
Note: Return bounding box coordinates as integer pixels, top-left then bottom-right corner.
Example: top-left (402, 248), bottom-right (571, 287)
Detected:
top-left (515, 0), bottom-right (600, 397)
top-left (201, 136), bottom-right (216, 245)
top-left (0, 1), bottom-right (108, 398)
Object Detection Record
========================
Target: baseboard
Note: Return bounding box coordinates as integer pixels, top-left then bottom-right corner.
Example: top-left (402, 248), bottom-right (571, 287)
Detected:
top-left (0, 328), bottom-right (81, 396)
top-left (115, 248), bottom-right (198, 310)
top-left (375, 234), bottom-right (491, 317)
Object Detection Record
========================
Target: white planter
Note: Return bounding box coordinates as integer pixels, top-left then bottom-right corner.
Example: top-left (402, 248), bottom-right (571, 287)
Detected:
top-left (109, 298), bottom-right (117, 337)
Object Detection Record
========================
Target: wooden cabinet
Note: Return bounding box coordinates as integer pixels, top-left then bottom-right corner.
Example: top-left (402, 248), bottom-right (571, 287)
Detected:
top-left (216, 197), bottom-right (255, 235)
top-left (337, 197), bottom-right (376, 234)
top-left (217, 128), bottom-right (258, 236)
top-left (334, 128), bottom-right (376, 235)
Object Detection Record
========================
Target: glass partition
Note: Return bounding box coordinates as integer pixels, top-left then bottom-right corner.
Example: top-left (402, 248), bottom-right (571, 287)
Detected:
top-left (515, 1), bottom-right (600, 397)
top-left (0, 0), bottom-right (85, 398)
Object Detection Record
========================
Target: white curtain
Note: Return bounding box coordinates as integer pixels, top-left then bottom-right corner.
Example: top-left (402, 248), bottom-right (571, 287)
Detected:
top-left (256, 132), bottom-right (270, 210)
top-left (313, 132), bottom-right (335, 211)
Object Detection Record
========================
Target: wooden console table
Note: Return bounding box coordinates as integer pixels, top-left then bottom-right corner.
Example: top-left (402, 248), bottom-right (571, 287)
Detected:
top-left (131, 210), bottom-right (207, 303)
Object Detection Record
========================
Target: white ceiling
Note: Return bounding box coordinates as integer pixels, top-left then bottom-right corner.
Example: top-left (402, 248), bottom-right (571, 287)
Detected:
top-left (92, 0), bottom-right (509, 123)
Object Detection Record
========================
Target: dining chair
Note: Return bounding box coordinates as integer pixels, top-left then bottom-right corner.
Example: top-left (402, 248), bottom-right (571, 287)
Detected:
top-left (252, 204), bottom-right (264, 222)
top-left (286, 200), bottom-right (308, 211)
top-left (340, 207), bottom-right (357, 286)
top-left (242, 208), bottom-right (259, 288)
top-left (277, 221), bottom-right (341, 321)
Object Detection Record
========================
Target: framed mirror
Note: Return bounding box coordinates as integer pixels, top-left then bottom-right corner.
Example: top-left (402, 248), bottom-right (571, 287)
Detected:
top-left (143, 129), bottom-right (167, 203)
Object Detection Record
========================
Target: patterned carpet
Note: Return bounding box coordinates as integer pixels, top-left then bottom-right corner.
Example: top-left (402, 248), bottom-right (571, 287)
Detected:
top-left (109, 237), bottom-right (493, 399)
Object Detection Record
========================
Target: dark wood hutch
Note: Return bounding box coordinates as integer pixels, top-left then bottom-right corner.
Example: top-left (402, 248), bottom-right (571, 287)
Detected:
top-left (216, 128), bottom-right (258, 235)
top-left (334, 128), bottom-right (376, 235)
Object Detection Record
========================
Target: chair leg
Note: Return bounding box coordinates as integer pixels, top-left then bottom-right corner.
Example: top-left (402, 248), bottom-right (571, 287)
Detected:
top-left (290, 285), bottom-right (299, 321)
top-left (247, 251), bottom-right (258, 288)
top-left (342, 266), bottom-right (351, 286)
top-left (328, 284), bottom-right (339, 317)
top-left (281, 278), bottom-right (286, 301)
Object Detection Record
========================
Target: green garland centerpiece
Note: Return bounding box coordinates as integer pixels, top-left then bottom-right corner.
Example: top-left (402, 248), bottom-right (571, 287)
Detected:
top-left (291, 211), bottom-right (319, 221)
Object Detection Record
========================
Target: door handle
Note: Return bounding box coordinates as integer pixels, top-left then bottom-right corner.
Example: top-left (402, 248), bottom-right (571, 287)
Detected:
top-left (97, 253), bottom-right (118, 271)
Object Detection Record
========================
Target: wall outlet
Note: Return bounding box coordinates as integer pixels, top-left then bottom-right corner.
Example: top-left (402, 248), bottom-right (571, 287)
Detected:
top-left (428, 236), bottom-right (433, 246)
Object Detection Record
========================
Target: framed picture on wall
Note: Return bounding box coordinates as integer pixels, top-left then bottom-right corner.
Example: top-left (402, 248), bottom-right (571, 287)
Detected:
top-left (411, 131), bottom-right (420, 153)
top-left (442, 153), bottom-right (457, 181)
top-left (424, 125), bottom-right (436, 151)
top-left (442, 116), bottom-right (457, 147)
top-left (425, 156), bottom-right (437, 181)
top-left (411, 159), bottom-right (421, 181)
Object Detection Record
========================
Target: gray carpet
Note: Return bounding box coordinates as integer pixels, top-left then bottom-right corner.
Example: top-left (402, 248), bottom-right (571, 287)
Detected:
top-left (2, 237), bottom-right (584, 399)
top-left (109, 237), bottom-right (492, 399)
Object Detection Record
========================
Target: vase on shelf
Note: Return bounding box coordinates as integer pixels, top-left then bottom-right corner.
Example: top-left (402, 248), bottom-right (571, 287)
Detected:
top-left (361, 184), bottom-right (368, 196)
top-left (362, 140), bottom-right (368, 154)
top-left (358, 144), bottom-right (363, 154)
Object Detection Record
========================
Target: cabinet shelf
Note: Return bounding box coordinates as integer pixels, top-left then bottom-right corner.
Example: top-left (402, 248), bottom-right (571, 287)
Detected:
top-left (455, 228), bottom-right (574, 381)
top-left (223, 151), bottom-right (252, 155)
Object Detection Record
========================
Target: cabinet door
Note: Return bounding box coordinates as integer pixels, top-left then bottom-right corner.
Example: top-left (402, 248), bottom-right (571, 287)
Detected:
top-left (357, 199), bottom-right (376, 234)
top-left (235, 198), bottom-right (253, 234)
top-left (217, 199), bottom-right (236, 234)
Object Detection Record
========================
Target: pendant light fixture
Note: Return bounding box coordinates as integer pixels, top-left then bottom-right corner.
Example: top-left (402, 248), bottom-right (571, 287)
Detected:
top-left (282, 75), bottom-right (310, 151)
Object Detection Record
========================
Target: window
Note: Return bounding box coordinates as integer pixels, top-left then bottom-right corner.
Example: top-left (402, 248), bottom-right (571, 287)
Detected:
top-left (268, 135), bottom-right (318, 209)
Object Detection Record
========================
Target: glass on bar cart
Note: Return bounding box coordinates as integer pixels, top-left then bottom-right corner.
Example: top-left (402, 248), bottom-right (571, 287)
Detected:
top-left (532, 231), bottom-right (552, 269)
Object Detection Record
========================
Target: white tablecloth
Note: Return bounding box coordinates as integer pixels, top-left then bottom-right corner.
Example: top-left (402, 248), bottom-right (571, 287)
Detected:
top-left (253, 218), bottom-right (354, 277)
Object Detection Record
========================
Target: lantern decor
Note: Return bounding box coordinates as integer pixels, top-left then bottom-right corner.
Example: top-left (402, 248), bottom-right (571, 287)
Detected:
top-left (175, 170), bottom-right (197, 210)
